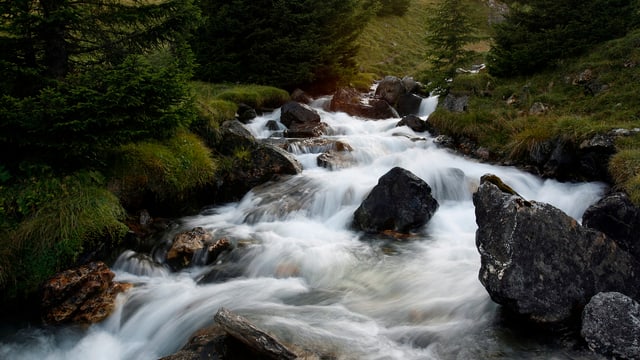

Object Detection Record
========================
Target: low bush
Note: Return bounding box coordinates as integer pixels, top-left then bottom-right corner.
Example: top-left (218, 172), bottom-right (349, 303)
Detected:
top-left (109, 131), bottom-right (217, 209)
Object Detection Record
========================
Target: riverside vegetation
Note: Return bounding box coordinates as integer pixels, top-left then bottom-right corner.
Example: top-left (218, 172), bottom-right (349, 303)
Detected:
top-left (1, 0), bottom-right (639, 319)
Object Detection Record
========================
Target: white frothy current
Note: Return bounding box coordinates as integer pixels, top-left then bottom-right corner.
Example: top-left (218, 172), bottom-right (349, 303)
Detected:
top-left (1, 97), bottom-right (607, 360)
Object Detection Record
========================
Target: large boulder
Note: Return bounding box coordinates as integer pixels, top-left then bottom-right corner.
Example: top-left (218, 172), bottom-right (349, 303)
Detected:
top-left (375, 75), bottom-right (405, 105)
top-left (330, 87), bottom-right (399, 119)
top-left (473, 174), bottom-right (640, 324)
top-left (216, 120), bottom-right (303, 202)
top-left (581, 292), bottom-right (640, 359)
top-left (353, 167), bottom-right (439, 233)
top-left (396, 93), bottom-right (424, 117)
top-left (582, 192), bottom-right (640, 260)
top-left (41, 262), bottom-right (131, 324)
top-left (280, 101), bottom-right (327, 138)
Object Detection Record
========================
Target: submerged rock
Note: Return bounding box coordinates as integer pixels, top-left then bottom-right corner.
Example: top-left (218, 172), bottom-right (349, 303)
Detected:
top-left (581, 292), bottom-right (640, 359)
top-left (161, 308), bottom-right (319, 360)
top-left (353, 167), bottom-right (439, 233)
top-left (42, 262), bottom-right (131, 324)
top-left (473, 174), bottom-right (640, 324)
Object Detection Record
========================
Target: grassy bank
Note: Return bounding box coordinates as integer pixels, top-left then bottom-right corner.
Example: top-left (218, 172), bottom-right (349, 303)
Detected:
top-left (428, 29), bottom-right (640, 201)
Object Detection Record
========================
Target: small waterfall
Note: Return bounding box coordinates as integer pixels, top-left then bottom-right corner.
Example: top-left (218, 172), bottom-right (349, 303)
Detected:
top-left (0, 97), bottom-right (607, 360)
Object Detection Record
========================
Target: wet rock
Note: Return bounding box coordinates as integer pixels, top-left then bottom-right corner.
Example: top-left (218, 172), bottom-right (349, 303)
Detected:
top-left (236, 103), bottom-right (257, 124)
top-left (581, 292), bottom-right (640, 359)
top-left (317, 150), bottom-right (356, 170)
top-left (161, 308), bottom-right (320, 360)
top-left (582, 192), bottom-right (640, 260)
top-left (353, 167), bottom-right (439, 233)
top-left (290, 88), bottom-right (313, 104)
top-left (217, 120), bottom-right (303, 202)
top-left (474, 174), bottom-right (640, 324)
top-left (280, 101), bottom-right (327, 138)
top-left (42, 261), bottom-right (131, 324)
top-left (330, 87), bottom-right (399, 119)
top-left (214, 307), bottom-right (298, 359)
top-left (287, 138), bottom-right (352, 154)
top-left (375, 75), bottom-right (405, 105)
top-left (396, 93), bottom-right (423, 117)
top-left (396, 115), bottom-right (428, 133)
top-left (218, 119), bottom-right (257, 153)
top-left (166, 227), bottom-right (212, 269)
top-left (166, 227), bottom-right (232, 270)
top-left (265, 119), bottom-right (280, 131)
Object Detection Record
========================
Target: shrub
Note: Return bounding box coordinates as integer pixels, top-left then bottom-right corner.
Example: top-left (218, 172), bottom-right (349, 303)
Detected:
top-left (109, 131), bottom-right (217, 207)
top-left (214, 85), bottom-right (290, 109)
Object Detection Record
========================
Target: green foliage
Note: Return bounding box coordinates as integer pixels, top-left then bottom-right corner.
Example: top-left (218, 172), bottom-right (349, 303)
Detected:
top-left (214, 86), bottom-right (291, 109)
top-left (110, 131), bottom-right (217, 204)
top-left (424, 0), bottom-right (478, 93)
top-left (610, 135), bottom-right (640, 204)
top-left (488, 0), bottom-right (638, 77)
top-left (375, 0), bottom-right (411, 16)
top-left (191, 0), bottom-right (375, 90)
top-left (0, 0), bottom-right (200, 91)
top-left (0, 55), bottom-right (196, 170)
top-left (0, 171), bottom-right (128, 301)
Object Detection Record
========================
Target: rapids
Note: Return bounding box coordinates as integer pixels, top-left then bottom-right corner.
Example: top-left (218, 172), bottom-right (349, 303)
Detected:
top-left (0, 97), bottom-right (607, 359)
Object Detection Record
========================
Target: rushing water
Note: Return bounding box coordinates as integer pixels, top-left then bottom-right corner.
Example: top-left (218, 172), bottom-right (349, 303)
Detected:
top-left (1, 97), bottom-right (608, 359)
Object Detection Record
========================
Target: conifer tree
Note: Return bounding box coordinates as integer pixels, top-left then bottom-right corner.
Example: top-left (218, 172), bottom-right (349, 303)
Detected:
top-left (424, 0), bottom-right (477, 93)
top-left (488, 0), bottom-right (638, 76)
top-left (191, 0), bottom-right (375, 91)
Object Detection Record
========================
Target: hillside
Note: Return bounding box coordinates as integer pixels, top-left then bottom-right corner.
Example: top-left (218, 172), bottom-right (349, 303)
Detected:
top-left (355, 1), bottom-right (640, 203)
top-left (355, 0), bottom-right (492, 78)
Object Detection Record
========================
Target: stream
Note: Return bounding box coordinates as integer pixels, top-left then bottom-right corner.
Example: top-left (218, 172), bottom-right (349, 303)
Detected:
top-left (0, 96), bottom-right (608, 359)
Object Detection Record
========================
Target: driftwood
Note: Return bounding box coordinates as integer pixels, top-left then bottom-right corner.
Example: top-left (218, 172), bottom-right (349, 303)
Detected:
top-left (214, 307), bottom-right (298, 360)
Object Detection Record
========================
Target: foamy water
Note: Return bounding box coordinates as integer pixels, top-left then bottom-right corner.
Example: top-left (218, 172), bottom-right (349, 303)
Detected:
top-left (0, 97), bottom-right (606, 359)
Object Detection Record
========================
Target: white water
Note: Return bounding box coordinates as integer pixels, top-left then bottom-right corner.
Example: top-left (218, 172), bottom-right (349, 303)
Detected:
top-left (1, 98), bottom-right (607, 359)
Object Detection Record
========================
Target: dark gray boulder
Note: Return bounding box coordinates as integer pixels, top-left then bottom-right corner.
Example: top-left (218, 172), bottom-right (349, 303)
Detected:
top-left (581, 292), bottom-right (640, 359)
top-left (280, 101), bottom-right (326, 138)
top-left (474, 174), bottom-right (640, 324)
top-left (396, 93), bottom-right (424, 117)
top-left (375, 75), bottom-right (405, 105)
top-left (236, 103), bottom-right (257, 124)
top-left (216, 120), bottom-right (303, 202)
top-left (583, 192), bottom-right (640, 260)
top-left (353, 167), bottom-right (439, 233)
top-left (396, 115), bottom-right (430, 133)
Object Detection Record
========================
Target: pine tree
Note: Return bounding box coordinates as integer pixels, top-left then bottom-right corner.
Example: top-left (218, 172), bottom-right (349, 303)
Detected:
top-left (424, 0), bottom-right (477, 93)
top-left (0, 0), bottom-right (201, 170)
top-left (488, 0), bottom-right (638, 77)
top-left (191, 0), bottom-right (375, 91)
top-left (0, 0), bottom-right (200, 95)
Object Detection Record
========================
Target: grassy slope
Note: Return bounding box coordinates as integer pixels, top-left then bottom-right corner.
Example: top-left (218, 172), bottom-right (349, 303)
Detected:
top-left (355, 0), bottom-right (491, 78)
top-left (355, 1), bottom-right (640, 203)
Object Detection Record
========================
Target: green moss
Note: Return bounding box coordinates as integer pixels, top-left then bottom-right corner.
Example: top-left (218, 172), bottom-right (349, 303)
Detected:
top-left (0, 171), bottom-right (127, 300)
top-left (111, 131), bottom-right (217, 203)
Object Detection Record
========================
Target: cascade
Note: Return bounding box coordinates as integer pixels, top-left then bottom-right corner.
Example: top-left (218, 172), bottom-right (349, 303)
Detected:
top-left (0, 98), bottom-right (606, 359)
